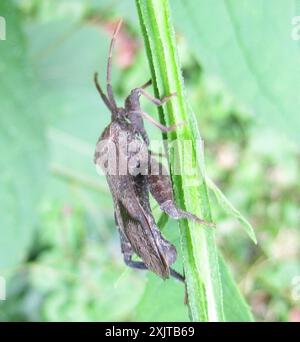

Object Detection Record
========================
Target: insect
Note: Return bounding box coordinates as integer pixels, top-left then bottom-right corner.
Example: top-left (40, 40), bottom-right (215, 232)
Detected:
top-left (94, 20), bottom-right (212, 282)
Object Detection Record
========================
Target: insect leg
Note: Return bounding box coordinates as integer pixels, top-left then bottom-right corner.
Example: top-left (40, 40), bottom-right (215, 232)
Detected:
top-left (125, 255), bottom-right (185, 283)
top-left (170, 268), bottom-right (185, 282)
top-left (118, 228), bottom-right (184, 282)
top-left (115, 212), bottom-right (146, 270)
top-left (139, 88), bottom-right (177, 106)
top-left (128, 110), bottom-right (185, 133)
top-left (119, 229), bottom-right (145, 269)
top-left (148, 157), bottom-right (215, 227)
top-left (130, 83), bottom-right (175, 106)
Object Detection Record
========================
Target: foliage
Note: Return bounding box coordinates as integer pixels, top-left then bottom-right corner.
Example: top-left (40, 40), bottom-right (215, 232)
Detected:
top-left (136, 0), bottom-right (254, 321)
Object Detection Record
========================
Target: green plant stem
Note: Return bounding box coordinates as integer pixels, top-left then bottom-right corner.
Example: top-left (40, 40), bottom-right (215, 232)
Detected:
top-left (136, 0), bottom-right (225, 321)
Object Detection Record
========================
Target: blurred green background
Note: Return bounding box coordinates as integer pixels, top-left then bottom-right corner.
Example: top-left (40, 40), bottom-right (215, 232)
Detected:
top-left (0, 0), bottom-right (300, 322)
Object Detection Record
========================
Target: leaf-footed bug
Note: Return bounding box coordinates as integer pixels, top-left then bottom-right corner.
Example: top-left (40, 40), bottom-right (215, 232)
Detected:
top-left (94, 19), bottom-right (213, 282)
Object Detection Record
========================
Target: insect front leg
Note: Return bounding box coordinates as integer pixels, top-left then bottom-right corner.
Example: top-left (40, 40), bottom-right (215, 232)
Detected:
top-left (148, 157), bottom-right (215, 227)
top-left (139, 88), bottom-right (177, 107)
top-left (131, 82), bottom-right (176, 107)
top-left (129, 110), bottom-right (185, 133)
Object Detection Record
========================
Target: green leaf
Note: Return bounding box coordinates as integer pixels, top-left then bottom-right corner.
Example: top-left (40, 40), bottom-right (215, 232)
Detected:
top-left (135, 274), bottom-right (189, 322)
top-left (134, 221), bottom-right (188, 322)
top-left (206, 176), bottom-right (257, 244)
top-left (136, 0), bottom-right (254, 322)
top-left (0, 1), bottom-right (47, 270)
top-left (219, 255), bottom-right (254, 322)
top-left (136, 0), bottom-right (224, 322)
top-left (171, 0), bottom-right (300, 146)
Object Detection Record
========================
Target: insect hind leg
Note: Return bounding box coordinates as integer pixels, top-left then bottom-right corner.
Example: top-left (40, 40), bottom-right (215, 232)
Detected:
top-left (148, 157), bottom-right (215, 227)
top-left (125, 254), bottom-right (185, 283)
top-left (119, 229), bottom-right (184, 283)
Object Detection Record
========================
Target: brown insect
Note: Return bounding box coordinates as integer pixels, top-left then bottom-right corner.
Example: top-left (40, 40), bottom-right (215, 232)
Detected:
top-left (94, 20), bottom-right (212, 282)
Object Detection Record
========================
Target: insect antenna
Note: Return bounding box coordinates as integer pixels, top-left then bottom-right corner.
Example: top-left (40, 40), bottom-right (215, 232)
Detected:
top-left (106, 19), bottom-right (123, 110)
top-left (94, 72), bottom-right (113, 111)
